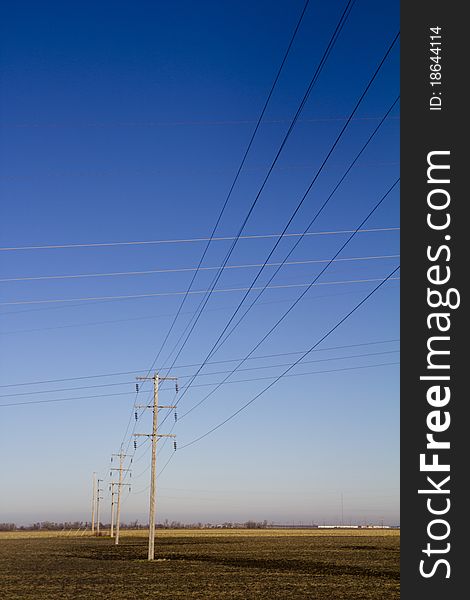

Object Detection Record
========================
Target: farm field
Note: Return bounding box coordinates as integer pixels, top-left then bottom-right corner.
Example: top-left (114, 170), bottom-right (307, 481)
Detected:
top-left (0, 529), bottom-right (399, 599)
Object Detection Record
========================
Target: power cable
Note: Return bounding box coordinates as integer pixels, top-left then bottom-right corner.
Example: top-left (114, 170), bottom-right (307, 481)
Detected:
top-left (126, 0), bottom-right (355, 429)
top-left (0, 253), bottom-right (398, 283)
top-left (0, 285), bottom-right (392, 335)
top-left (0, 226), bottom-right (398, 253)
top-left (114, 0), bottom-right (346, 452)
top-left (123, 359), bottom-right (400, 487)
top-left (0, 349), bottom-right (398, 399)
top-left (204, 98), bottom-right (400, 361)
top-left (0, 114), bottom-right (399, 129)
top-left (158, 32), bottom-right (399, 394)
top-left (0, 275), bottom-right (400, 307)
top-left (179, 265), bottom-right (400, 450)
top-left (159, 177), bottom-right (399, 432)
top-left (0, 337), bottom-right (398, 388)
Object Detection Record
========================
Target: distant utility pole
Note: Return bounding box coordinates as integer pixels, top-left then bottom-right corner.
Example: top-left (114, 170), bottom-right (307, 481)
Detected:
top-left (109, 482), bottom-right (118, 538)
top-left (91, 472), bottom-right (97, 534)
top-left (111, 451), bottom-right (132, 545)
top-left (96, 479), bottom-right (103, 535)
top-left (135, 372), bottom-right (177, 561)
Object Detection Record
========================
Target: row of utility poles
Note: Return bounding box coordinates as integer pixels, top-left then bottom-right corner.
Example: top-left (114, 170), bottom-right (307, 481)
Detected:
top-left (90, 372), bottom-right (178, 560)
top-left (92, 452), bottom-right (131, 540)
top-left (90, 472), bottom-right (103, 535)
top-left (110, 451), bottom-right (132, 544)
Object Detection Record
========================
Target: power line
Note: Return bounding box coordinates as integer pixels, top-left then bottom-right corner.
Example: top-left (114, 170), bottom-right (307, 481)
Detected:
top-left (0, 254), bottom-right (398, 283)
top-left (0, 275), bottom-right (400, 307)
top-left (145, 0), bottom-right (359, 383)
top-left (0, 390), bottom-right (134, 408)
top-left (163, 177), bottom-right (399, 428)
top-left (159, 31), bottom-right (400, 412)
top-left (0, 349), bottom-right (398, 399)
top-left (0, 114), bottom-right (400, 129)
top-left (0, 229), bottom-right (399, 317)
top-left (179, 265), bottom-right (400, 450)
top-left (0, 338), bottom-right (399, 388)
top-left (0, 226), bottom-right (398, 253)
top-left (133, 36), bottom-right (400, 451)
top-left (204, 97), bottom-right (400, 361)
top-left (178, 350), bottom-right (399, 417)
top-left (121, 0), bottom-right (352, 445)
top-left (158, 33), bottom-right (399, 386)
top-left (0, 287), bottom-right (390, 335)
top-left (175, 349), bottom-right (400, 387)
top-left (0, 160), bottom-right (399, 184)
top-left (0, 359), bottom-right (398, 409)
top-left (1, 0), bottom-right (310, 336)
top-left (0, 379), bottom-right (139, 398)
top-left (140, 358), bottom-right (400, 483)
top-left (168, 94), bottom-right (399, 387)
top-left (120, 4), bottom-right (392, 480)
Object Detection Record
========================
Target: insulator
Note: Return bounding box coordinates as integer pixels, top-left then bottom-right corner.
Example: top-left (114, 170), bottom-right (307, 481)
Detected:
top-left (129, 472), bottom-right (132, 478)
top-left (111, 457), bottom-right (113, 462)
top-left (136, 383), bottom-right (139, 393)
top-left (134, 440), bottom-right (137, 450)
top-left (174, 412), bottom-right (178, 421)
top-left (130, 458), bottom-right (133, 464)
top-left (175, 382), bottom-right (179, 393)
top-left (173, 441), bottom-right (177, 451)
top-left (135, 411), bottom-right (138, 421)
top-left (110, 472), bottom-right (112, 477)
top-left (109, 486), bottom-right (111, 492)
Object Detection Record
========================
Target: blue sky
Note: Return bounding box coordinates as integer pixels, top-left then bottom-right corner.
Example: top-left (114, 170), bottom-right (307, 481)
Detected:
top-left (0, 0), bottom-right (399, 526)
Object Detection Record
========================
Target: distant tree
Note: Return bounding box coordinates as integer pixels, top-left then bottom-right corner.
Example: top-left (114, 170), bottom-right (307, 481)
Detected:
top-left (245, 520), bottom-right (268, 529)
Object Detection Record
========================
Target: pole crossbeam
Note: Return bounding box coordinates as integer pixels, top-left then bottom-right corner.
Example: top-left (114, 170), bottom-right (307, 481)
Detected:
top-left (136, 376), bottom-right (177, 381)
top-left (134, 433), bottom-right (176, 438)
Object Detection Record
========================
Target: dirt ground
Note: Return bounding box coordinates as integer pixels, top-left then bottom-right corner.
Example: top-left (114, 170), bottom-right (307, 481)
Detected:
top-left (0, 529), bottom-right (400, 599)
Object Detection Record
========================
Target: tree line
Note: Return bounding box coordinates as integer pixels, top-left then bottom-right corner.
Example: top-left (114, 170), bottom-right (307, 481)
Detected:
top-left (0, 519), bottom-right (270, 531)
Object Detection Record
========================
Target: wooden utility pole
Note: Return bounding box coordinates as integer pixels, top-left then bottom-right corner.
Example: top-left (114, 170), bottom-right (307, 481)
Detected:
top-left (96, 479), bottom-right (103, 535)
top-left (135, 372), bottom-right (177, 561)
top-left (91, 472), bottom-right (97, 534)
top-left (109, 482), bottom-right (117, 538)
top-left (111, 451), bottom-right (132, 545)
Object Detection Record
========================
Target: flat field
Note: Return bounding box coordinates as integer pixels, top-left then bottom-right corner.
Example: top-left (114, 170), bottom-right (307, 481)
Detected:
top-left (0, 529), bottom-right (399, 599)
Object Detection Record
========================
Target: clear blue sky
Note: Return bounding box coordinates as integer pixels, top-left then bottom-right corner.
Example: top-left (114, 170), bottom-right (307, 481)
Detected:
top-left (0, 0), bottom-right (399, 526)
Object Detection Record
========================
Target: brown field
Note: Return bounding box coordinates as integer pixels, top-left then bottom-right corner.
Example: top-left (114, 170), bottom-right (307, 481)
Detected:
top-left (0, 529), bottom-right (400, 599)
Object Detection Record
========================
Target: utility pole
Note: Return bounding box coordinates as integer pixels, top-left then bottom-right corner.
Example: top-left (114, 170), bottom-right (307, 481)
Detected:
top-left (91, 472), bottom-right (97, 534)
top-left (96, 479), bottom-right (103, 535)
top-left (109, 482), bottom-right (118, 538)
top-left (111, 451), bottom-right (132, 545)
top-left (135, 372), bottom-right (177, 561)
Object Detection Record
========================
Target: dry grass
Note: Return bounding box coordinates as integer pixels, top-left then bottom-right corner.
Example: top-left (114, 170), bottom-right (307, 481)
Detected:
top-left (0, 527), bottom-right (400, 539)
